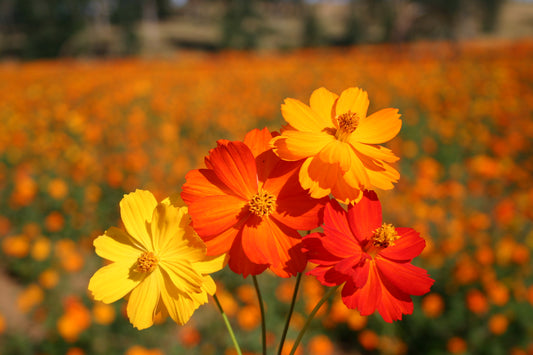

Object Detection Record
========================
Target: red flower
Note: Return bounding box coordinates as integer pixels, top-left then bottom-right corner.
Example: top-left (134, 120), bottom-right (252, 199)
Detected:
top-left (303, 191), bottom-right (434, 322)
top-left (182, 128), bottom-right (327, 278)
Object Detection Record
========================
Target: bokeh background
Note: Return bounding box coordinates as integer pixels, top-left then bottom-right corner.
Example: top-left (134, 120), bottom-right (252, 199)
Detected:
top-left (1, 1), bottom-right (532, 354)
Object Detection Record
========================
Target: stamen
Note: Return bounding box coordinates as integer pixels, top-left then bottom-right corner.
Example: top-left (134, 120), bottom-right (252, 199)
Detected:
top-left (372, 223), bottom-right (399, 248)
top-left (249, 190), bottom-right (277, 217)
top-left (335, 111), bottom-right (359, 141)
top-left (135, 251), bottom-right (158, 273)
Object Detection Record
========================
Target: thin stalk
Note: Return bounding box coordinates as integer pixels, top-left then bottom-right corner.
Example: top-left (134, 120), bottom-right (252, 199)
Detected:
top-left (276, 272), bottom-right (302, 355)
top-left (289, 285), bottom-right (340, 355)
top-left (213, 293), bottom-right (243, 355)
top-left (252, 275), bottom-right (267, 355)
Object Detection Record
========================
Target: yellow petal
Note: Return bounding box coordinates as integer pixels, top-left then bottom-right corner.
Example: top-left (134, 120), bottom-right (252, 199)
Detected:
top-left (330, 178), bottom-right (364, 204)
top-left (88, 261), bottom-right (143, 304)
top-left (271, 130), bottom-right (334, 161)
top-left (120, 190), bottom-right (158, 251)
top-left (335, 87), bottom-right (369, 119)
top-left (351, 108), bottom-right (402, 144)
top-left (201, 275), bottom-right (216, 295)
top-left (193, 253), bottom-right (228, 274)
top-left (309, 87), bottom-right (338, 123)
top-left (158, 270), bottom-right (202, 325)
top-left (127, 271), bottom-right (161, 330)
top-left (281, 98), bottom-right (330, 132)
top-left (159, 260), bottom-right (203, 294)
top-left (299, 157), bottom-right (331, 199)
top-left (150, 202), bottom-right (195, 255)
top-left (350, 141), bottom-right (400, 163)
top-left (94, 227), bottom-right (144, 262)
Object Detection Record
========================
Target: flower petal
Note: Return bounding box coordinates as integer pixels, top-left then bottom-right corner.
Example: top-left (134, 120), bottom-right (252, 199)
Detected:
top-left (120, 190), bottom-right (158, 251)
top-left (193, 254), bottom-right (228, 275)
top-left (376, 257), bottom-right (434, 296)
top-left (319, 200), bottom-right (361, 257)
top-left (309, 87), bottom-right (338, 123)
top-left (204, 226), bottom-right (240, 256)
top-left (159, 259), bottom-right (203, 294)
top-left (307, 265), bottom-right (347, 287)
top-left (187, 194), bottom-right (248, 239)
top-left (351, 141), bottom-right (400, 163)
top-left (182, 169), bottom-right (235, 203)
top-left (126, 271), bottom-right (160, 330)
top-left (299, 157), bottom-right (332, 199)
top-left (93, 227), bottom-right (144, 262)
top-left (335, 87), bottom-right (369, 119)
top-left (158, 269), bottom-right (201, 326)
top-left (271, 130), bottom-right (334, 161)
top-left (88, 261), bottom-right (142, 304)
top-left (244, 127), bottom-right (274, 158)
top-left (318, 140), bottom-right (352, 173)
top-left (228, 232), bottom-right (269, 277)
top-left (241, 217), bottom-right (305, 277)
top-left (281, 97), bottom-right (330, 132)
top-left (205, 141), bottom-right (258, 199)
top-left (379, 228), bottom-right (427, 261)
top-left (347, 190), bottom-right (382, 242)
top-left (303, 232), bottom-right (342, 266)
top-left (351, 108), bottom-right (401, 144)
top-left (364, 161), bottom-right (400, 190)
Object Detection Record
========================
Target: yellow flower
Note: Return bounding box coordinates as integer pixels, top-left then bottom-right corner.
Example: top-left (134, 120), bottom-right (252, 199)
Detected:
top-left (88, 190), bottom-right (225, 330)
top-left (271, 87), bottom-right (402, 204)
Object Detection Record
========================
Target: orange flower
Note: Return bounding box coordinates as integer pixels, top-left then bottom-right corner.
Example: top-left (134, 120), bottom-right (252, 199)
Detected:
top-left (271, 87), bottom-right (401, 203)
top-left (182, 128), bottom-right (327, 277)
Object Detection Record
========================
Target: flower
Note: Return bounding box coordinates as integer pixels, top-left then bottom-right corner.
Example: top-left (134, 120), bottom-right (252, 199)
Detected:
top-left (303, 191), bottom-right (433, 322)
top-left (271, 87), bottom-right (402, 204)
top-left (181, 128), bottom-right (327, 278)
top-left (88, 190), bottom-right (225, 330)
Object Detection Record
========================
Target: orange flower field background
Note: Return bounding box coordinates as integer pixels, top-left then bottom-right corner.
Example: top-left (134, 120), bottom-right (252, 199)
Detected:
top-left (1, 39), bottom-right (532, 354)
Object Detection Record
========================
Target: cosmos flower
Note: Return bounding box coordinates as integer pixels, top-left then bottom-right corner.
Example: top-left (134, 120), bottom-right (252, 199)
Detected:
top-left (303, 191), bottom-right (434, 322)
top-left (271, 87), bottom-right (402, 204)
top-left (88, 190), bottom-right (225, 329)
top-left (181, 128), bottom-right (327, 278)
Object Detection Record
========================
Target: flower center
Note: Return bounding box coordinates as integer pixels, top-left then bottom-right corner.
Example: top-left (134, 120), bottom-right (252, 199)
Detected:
top-left (371, 223), bottom-right (399, 249)
top-left (249, 190), bottom-right (277, 217)
top-left (135, 251), bottom-right (158, 273)
top-left (335, 111), bottom-right (359, 141)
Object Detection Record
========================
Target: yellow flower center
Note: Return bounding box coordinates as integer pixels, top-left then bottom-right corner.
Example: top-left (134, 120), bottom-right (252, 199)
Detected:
top-left (335, 111), bottom-right (359, 141)
top-left (249, 190), bottom-right (277, 217)
top-left (135, 251), bottom-right (158, 273)
top-left (371, 223), bottom-right (400, 248)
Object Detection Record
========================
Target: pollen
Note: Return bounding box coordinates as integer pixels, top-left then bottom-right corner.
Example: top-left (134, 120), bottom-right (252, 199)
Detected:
top-left (135, 251), bottom-right (158, 273)
top-left (335, 111), bottom-right (359, 140)
top-left (249, 190), bottom-right (277, 217)
top-left (372, 223), bottom-right (399, 248)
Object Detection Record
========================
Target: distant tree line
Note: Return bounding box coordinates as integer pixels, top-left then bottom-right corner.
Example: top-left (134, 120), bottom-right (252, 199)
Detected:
top-left (0, 0), bottom-right (506, 59)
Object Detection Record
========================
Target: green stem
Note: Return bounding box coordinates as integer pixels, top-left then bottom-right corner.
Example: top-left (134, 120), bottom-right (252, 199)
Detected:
top-left (213, 293), bottom-right (243, 355)
top-left (252, 275), bottom-right (267, 355)
top-left (289, 285), bottom-right (340, 355)
top-left (277, 272), bottom-right (302, 355)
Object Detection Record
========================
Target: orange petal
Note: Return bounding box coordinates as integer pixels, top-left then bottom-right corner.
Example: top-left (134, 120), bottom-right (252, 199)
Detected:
top-left (350, 141), bottom-right (400, 163)
top-left (309, 87), bottom-right (338, 123)
top-left (318, 140), bottom-right (352, 172)
top-left (205, 141), bottom-right (258, 199)
top-left (281, 98), bottom-right (330, 132)
top-left (335, 87), bottom-right (369, 119)
top-left (271, 130), bottom-right (333, 161)
top-left (352, 108), bottom-right (401, 144)
top-left (244, 127), bottom-right (274, 158)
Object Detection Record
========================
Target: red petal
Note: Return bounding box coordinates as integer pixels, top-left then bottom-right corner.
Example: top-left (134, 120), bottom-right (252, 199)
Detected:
top-left (302, 233), bottom-right (342, 266)
top-left (204, 225), bottom-right (240, 256)
top-left (205, 141), bottom-right (258, 199)
top-left (376, 257), bottom-right (434, 296)
top-left (228, 233), bottom-right (268, 277)
top-left (341, 262), bottom-right (381, 314)
top-left (379, 228), bottom-right (427, 261)
top-left (347, 190), bottom-right (382, 242)
top-left (181, 169), bottom-right (233, 204)
top-left (307, 265), bottom-right (347, 287)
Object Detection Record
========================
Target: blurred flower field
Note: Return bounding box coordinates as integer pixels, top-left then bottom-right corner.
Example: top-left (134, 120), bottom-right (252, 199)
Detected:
top-left (1, 38), bottom-right (533, 355)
